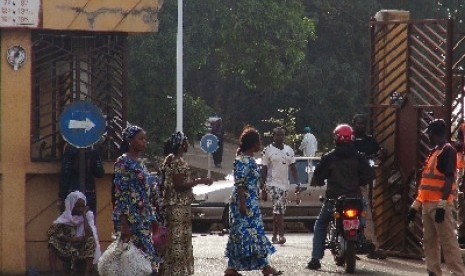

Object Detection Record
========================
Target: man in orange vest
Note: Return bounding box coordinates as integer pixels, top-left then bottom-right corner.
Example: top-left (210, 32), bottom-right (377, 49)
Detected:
top-left (407, 119), bottom-right (465, 276)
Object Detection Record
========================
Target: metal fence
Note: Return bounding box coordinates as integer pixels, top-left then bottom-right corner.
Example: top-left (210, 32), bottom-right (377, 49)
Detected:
top-left (370, 18), bottom-right (465, 257)
top-left (31, 31), bottom-right (128, 162)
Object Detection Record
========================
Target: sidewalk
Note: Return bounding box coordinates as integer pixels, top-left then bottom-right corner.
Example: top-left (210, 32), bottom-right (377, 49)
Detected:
top-left (184, 140), bottom-right (237, 177)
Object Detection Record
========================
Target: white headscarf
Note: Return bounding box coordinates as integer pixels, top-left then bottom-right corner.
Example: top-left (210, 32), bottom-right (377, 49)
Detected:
top-left (53, 191), bottom-right (101, 263)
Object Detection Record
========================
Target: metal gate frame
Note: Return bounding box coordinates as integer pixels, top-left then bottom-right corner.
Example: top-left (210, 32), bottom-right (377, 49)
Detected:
top-left (370, 18), bottom-right (465, 257)
top-left (30, 31), bottom-right (128, 162)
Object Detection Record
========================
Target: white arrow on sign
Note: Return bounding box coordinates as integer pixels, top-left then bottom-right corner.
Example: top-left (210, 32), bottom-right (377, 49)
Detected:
top-left (68, 118), bottom-right (96, 132)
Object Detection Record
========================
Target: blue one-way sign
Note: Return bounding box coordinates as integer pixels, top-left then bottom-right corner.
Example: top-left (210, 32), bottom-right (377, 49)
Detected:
top-left (59, 101), bottom-right (106, 148)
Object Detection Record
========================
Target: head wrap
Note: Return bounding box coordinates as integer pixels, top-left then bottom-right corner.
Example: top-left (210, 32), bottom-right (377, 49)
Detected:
top-left (123, 125), bottom-right (143, 141)
top-left (54, 191), bottom-right (86, 226)
top-left (304, 126), bottom-right (311, 133)
top-left (170, 131), bottom-right (186, 150)
top-left (53, 191), bottom-right (101, 264)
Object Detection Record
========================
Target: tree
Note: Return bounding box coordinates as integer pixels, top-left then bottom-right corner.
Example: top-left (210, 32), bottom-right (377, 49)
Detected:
top-left (128, 0), bottom-right (315, 153)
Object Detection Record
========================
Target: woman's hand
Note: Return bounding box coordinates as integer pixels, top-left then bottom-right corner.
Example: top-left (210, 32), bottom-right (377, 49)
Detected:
top-left (121, 223), bottom-right (132, 242)
top-left (239, 202), bottom-right (248, 215)
top-left (82, 206), bottom-right (90, 219)
top-left (260, 189), bottom-right (268, 201)
top-left (120, 215), bottom-right (132, 242)
top-left (202, 177), bottom-right (213, 186)
top-left (193, 177), bottom-right (213, 187)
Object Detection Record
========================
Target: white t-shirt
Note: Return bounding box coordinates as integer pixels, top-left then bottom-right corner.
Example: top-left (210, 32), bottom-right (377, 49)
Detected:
top-left (262, 144), bottom-right (295, 191)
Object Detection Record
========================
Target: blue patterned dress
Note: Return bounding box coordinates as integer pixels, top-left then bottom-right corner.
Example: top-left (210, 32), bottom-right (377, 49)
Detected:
top-left (225, 154), bottom-right (276, 270)
top-left (112, 154), bottom-right (161, 267)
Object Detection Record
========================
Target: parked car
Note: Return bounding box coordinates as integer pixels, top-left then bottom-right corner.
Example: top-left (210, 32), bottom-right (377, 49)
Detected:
top-left (191, 156), bottom-right (325, 231)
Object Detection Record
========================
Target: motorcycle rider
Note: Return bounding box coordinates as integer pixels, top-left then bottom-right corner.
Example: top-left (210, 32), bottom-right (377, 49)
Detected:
top-left (306, 124), bottom-right (374, 270)
top-left (407, 119), bottom-right (465, 276)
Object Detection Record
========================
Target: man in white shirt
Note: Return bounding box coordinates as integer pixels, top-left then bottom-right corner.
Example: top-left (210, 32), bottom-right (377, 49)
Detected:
top-left (261, 127), bottom-right (299, 244)
top-left (299, 126), bottom-right (318, 157)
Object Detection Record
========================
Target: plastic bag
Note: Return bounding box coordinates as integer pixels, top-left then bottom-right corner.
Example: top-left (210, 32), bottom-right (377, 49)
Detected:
top-left (98, 238), bottom-right (152, 276)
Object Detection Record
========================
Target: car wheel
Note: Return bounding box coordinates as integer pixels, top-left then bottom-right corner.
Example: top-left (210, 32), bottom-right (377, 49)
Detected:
top-left (304, 220), bottom-right (316, 232)
top-left (222, 205), bottom-right (230, 231)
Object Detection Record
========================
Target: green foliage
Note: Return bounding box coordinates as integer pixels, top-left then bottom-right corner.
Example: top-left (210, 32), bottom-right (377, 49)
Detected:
top-left (262, 108), bottom-right (302, 150)
top-left (217, 1), bottom-right (315, 91)
top-left (183, 94), bottom-right (214, 145)
top-left (127, 0), bottom-right (465, 155)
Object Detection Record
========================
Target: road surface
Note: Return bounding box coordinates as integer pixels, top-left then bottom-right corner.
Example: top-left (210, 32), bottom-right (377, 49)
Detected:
top-left (192, 232), bottom-right (430, 276)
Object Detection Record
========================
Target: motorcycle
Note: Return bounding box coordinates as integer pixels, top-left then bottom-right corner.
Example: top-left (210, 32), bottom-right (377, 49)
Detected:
top-left (324, 196), bottom-right (365, 274)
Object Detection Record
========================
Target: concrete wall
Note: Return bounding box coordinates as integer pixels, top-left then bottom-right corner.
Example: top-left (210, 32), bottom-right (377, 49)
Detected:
top-left (26, 173), bottom-right (115, 272)
top-left (1, 30), bottom-right (32, 274)
top-left (0, 1), bottom-right (162, 273)
top-left (43, 0), bottom-right (162, 32)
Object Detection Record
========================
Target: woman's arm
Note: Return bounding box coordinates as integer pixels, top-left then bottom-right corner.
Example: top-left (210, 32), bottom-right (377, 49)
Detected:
top-left (173, 173), bottom-right (212, 192)
top-left (113, 158), bottom-right (136, 240)
top-left (113, 160), bottom-right (132, 215)
top-left (238, 186), bottom-right (248, 215)
top-left (82, 208), bottom-right (93, 237)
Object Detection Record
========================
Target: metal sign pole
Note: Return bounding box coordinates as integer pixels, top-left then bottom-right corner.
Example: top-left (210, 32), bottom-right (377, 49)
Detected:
top-left (79, 148), bottom-right (86, 193)
top-left (207, 153), bottom-right (211, 178)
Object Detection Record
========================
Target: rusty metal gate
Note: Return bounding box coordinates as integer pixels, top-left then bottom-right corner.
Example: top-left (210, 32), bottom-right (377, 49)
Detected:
top-left (30, 31), bottom-right (128, 162)
top-left (370, 18), bottom-right (465, 257)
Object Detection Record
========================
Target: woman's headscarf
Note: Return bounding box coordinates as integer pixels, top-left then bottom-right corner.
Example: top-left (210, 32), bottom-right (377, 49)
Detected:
top-left (170, 131), bottom-right (186, 150)
top-left (53, 191), bottom-right (101, 263)
top-left (120, 125), bottom-right (144, 153)
top-left (123, 125), bottom-right (143, 142)
top-left (164, 131), bottom-right (187, 155)
top-left (54, 190), bottom-right (87, 227)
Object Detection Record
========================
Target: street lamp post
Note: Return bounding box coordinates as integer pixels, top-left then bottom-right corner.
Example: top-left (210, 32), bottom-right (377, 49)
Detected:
top-left (176, 0), bottom-right (183, 132)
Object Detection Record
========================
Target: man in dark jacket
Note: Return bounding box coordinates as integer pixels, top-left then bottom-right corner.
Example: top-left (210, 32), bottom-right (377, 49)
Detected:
top-left (58, 144), bottom-right (105, 213)
top-left (306, 124), bottom-right (374, 270)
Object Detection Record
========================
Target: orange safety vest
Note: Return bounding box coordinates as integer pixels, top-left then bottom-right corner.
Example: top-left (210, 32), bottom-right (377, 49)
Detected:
top-left (417, 143), bottom-right (456, 203)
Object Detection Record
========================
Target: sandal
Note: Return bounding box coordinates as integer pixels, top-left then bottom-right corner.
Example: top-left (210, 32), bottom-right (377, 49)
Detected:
top-left (224, 268), bottom-right (242, 276)
top-left (262, 266), bottom-right (283, 275)
top-left (263, 270), bottom-right (283, 275)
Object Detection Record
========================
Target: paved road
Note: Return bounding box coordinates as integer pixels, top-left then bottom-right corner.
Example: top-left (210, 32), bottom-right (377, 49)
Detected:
top-left (192, 232), bottom-right (427, 276)
top-left (185, 140), bottom-right (448, 275)
top-left (185, 140), bottom-right (237, 176)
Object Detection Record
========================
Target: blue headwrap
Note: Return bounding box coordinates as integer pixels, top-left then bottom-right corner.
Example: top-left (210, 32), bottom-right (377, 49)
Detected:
top-left (123, 125), bottom-right (143, 141)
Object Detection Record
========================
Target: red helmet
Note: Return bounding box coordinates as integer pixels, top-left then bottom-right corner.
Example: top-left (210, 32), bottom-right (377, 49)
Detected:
top-left (333, 124), bottom-right (354, 144)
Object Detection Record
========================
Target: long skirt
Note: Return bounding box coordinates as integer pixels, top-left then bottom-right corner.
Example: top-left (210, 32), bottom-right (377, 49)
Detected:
top-left (162, 205), bottom-right (194, 276)
top-left (47, 223), bottom-right (95, 266)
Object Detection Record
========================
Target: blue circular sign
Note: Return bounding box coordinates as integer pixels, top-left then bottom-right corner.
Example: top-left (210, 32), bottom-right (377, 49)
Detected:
top-left (200, 134), bottom-right (219, 153)
top-left (59, 101), bottom-right (106, 148)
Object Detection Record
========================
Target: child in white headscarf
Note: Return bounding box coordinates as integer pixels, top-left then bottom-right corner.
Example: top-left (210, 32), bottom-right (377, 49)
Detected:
top-left (47, 191), bottom-right (101, 276)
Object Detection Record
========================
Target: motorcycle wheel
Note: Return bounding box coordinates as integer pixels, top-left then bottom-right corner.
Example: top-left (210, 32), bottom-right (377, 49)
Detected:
top-left (345, 240), bottom-right (357, 274)
top-left (333, 235), bottom-right (345, 267)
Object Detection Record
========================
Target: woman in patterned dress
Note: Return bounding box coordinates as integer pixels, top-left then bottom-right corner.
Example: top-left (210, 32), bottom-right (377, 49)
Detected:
top-left (160, 132), bottom-right (213, 276)
top-left (224, 126), bottom-right (282, 276)
top-left (48, 191), bottom-right (101, 276)
top-left (112, 125), bottom-right (161, 272)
